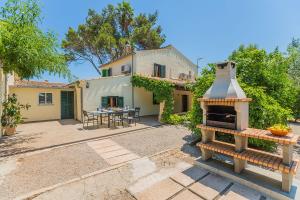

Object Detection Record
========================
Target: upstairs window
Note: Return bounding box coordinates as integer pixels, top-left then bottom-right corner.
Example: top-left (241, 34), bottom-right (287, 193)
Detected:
top-left (39, 93), bottom-right (53, 105)
top-left (102, 68), bottom-right (112, 77)
top-left (153, 63), bottom-right (166, 78)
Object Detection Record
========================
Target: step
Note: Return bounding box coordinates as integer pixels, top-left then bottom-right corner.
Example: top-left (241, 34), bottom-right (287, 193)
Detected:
top-left (198, 141), bottom-right (299, 175)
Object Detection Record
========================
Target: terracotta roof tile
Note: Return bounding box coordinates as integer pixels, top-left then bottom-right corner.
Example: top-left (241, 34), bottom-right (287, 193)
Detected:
top-left (11, 80), bottom-right (68, 89)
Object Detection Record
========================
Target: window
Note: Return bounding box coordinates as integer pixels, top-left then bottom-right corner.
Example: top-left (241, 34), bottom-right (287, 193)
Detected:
top-left (153, 63), bottom-right (166, 78)
top-left (101, 96), bottom-right (124, 108)
top-left (153, 93), bottom-right (159, 105)
top-left (102, 68), bottom-right (112, 77)
top-left (39, 93), bottom-right (53, 105)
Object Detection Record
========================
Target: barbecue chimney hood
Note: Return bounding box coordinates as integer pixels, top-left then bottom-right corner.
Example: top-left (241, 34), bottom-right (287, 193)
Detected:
top-left (204, 61), bottom-right (246, 99)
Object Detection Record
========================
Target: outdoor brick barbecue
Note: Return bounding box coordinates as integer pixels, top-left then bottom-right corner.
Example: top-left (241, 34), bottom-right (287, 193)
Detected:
top-left (197, 61), bottom-right (299, 193)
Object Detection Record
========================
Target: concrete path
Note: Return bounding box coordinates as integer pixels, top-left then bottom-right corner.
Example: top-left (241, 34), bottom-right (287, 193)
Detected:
top-left (25, 149), bottom-right (270, 200)
top-left (0, 117), bottom-right (160, 157)
top-left (0, 125), bottom-right (191, 199)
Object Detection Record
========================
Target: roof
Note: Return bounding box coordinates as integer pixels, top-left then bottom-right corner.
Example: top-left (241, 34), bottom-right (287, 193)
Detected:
top-left (11, 80), bottom-right (68, 89)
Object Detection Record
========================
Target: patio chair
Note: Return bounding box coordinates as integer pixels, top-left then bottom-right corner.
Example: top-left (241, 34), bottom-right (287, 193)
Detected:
top-left (82, 110), bottom-right (98, 129)
top-left (111, 111), bottom-right (124, 127)
top-left (124, 110), bottom-right (136, 126)
top-left (134, 107), bottom-right (141, 121)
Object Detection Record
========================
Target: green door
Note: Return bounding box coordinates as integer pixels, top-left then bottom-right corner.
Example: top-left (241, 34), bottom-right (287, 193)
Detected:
top-left (61, 91), bottom-right (74, 119)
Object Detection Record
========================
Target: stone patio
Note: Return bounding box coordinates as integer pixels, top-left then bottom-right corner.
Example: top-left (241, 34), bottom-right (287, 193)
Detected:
top-left (128, 166), bottom-right (264, 200)
top-left (0, 116), bottom-right (160, 158)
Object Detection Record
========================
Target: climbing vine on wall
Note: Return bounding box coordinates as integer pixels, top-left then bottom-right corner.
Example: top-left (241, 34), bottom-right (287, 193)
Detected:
top-left (131, 75), bottom-right (175, 122)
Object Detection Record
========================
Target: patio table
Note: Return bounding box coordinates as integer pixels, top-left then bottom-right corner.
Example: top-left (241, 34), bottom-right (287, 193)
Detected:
top-left (88, 108), bottom-right (135, 128)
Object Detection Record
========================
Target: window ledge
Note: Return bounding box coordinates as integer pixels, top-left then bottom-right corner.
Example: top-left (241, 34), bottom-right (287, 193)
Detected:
top-left (38, 104), bottom-right (54, 106)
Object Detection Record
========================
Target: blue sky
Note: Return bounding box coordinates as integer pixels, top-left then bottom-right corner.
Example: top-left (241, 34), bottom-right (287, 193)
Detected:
top-left (2, 0), bottom-right (300, 83)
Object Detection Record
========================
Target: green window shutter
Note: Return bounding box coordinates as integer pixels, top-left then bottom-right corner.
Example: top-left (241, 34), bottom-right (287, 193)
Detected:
top-left (101, 96), bottom-right (109, 108)
top-left (154, 64), bottom-right (158, 77)
top-left (108, 68), bottom-right (112, 76)
top-left (117, 97), bottom-right (124, 108)
top-left (153, 93), bottom-right (159, 105)
top-left (102, 69), bottom-right (107, 77)
top-left (160, 65), bottom-right (166, 78)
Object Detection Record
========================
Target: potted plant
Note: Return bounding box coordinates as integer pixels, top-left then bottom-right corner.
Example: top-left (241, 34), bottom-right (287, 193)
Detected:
top-left (1, 94), bottom-right (30, 136)
top-left (267, 124), bottom-right (292, 137)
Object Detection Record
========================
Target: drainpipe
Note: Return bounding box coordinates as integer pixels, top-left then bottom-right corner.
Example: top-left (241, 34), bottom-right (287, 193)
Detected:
top-left (131, 51), bottom-right (135, 108)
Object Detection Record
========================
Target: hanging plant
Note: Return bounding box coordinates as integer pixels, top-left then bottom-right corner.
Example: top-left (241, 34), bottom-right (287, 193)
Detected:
top-left (131, 75), bottom-right (175, 122)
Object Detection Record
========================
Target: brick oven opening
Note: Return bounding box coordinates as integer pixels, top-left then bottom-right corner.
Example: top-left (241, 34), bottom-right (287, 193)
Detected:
top-left (206, 105), bottom-right (237, 130)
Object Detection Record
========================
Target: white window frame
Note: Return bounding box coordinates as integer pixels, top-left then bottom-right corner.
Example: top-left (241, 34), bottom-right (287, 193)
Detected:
top-left (38, 92), bottom-right (53, 105)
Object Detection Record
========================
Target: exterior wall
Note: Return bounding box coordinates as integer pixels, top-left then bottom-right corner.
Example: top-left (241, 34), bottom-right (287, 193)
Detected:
top-left (9, 87), bottom-right (74, 122)
top-left (134, 87), bottom-right (159, 116)
top-left (81, 75), bottom-right (159, 116)
top-left (134, 46), bottom-right (197, 80)
top-left (173, 90), bottom-right (193, 113)
top-left (74, 86), bottom-right (82, 121)
top-left (101, 56), bottom-right (132, 77)
top-left (82, 75), bottom-right (132, 111)
top-left (101, 46), bottom-right (197, 80)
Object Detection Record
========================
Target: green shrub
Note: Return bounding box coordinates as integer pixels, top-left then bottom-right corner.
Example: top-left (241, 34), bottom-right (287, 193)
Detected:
top-left (131, 75), bottom-right (174, 122)
top-left (168, 112), bottom-right (192, 125)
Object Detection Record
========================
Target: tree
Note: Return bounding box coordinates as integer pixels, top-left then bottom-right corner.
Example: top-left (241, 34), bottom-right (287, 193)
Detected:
top-left (0, 0), bottom-right (69, 136)
top-left (0, 0), bottom-right (69, 79)
top-left (62, 1), bottom-right (165, 74)
top-left (287, 38), bottom-right (300, 86)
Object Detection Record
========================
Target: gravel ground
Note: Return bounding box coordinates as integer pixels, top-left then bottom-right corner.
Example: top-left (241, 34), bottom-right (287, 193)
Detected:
top-left (112, 125), bottom-right (191, 157)
top-left (0, 143), bottom-right (109, 200)
top-left (32, 148), bottom-right (196, 200)
top-left (290, 122), bottom-right (300, 135)
top-left (0, 125), bottom-right (191, 199)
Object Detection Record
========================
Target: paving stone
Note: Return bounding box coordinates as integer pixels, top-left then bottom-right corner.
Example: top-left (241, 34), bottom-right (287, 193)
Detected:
top-left (135, 178), bottom-right (183, 200)
top-left (189, 174), bottom-right (231, 200)
top-left (100, 149), bottom-right (131, 159)
top-left (171, 167), bottom-right (209, 187)
top-left (219, 183), bottom-right (262, 200)
top-left (171, 190), bottom-right (203, 200)
top-left (87, 140), bottom-right (117, 149)
top-left (93, 145), bottom-right (123, 153)
top-left (106, 153), bottom-right (140, 165)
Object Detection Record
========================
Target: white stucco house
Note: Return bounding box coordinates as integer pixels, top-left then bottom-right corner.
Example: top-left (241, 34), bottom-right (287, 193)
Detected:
top-left (79, 45), bottom-right (197, 120)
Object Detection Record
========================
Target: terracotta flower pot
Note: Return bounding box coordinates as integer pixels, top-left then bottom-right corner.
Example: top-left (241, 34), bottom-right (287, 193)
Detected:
top-left (4, 126), bottom-right (16, 136)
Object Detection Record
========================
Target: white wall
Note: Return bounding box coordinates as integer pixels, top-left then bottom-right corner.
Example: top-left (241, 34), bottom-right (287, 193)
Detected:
top-left (134, 87), bottom-right (159, 116)
top-left (82, 75), bottom-right (132, 111)
top-left (82, 75), bottom-right (159, 116)
top-left (101, 56), bottom-right (132, 77)
top-left (135, 46), bottom-right (197, 79)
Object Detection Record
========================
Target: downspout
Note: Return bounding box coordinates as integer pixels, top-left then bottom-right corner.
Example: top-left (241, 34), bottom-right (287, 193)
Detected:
top-left (131, 51), bottom-right (135, 108)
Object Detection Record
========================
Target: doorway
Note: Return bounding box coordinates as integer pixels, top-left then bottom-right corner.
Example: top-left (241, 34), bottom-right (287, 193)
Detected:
top-left (182, 95), bottom-right (188, 112)
top-left (61, 91), bottom-right (74, 119)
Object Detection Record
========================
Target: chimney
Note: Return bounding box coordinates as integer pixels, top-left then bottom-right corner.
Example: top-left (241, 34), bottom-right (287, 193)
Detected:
top-left (204, 61), bottom-right (246, 99)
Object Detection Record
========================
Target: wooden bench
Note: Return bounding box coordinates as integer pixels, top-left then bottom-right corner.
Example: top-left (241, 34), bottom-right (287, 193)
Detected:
top-left (197, 124), bottom-right (299, 192)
